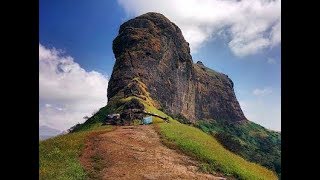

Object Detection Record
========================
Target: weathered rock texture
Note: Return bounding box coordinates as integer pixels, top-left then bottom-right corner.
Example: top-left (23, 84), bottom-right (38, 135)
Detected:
top-left (108, 12), bottom-right (247, 123)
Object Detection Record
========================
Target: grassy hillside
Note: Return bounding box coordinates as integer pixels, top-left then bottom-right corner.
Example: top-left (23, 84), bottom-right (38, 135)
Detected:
top-left (39, 125), bottom-right (114, 180)
top-left (70, 104), bottom-right (114, 132)
top-left (156, 120), bottom-right (278, 180)
top-left (64, 94), bottom-right (279, 179)
top-left (195, 120), bottom-right (281, 178)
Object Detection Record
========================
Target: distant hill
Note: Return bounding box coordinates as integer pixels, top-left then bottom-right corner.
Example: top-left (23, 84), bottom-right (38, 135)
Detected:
top-left (39, 125), bottom-right (61, 140)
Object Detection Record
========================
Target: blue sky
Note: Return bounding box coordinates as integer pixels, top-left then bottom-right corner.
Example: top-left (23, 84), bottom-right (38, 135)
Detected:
top-left (39, 0), bottom-right (281, 131)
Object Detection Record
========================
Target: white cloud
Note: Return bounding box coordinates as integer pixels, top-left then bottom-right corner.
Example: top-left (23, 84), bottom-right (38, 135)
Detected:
top-left (117, 0), bottom-right (281, 56)
top-left (270, 20), bottom-right (281, 46)
top-left (39, 44), bottom-right (108, 131)
top-left (253, 87), bottom-right (273, 96)
top-left (267, 57), bottom-right (277, 64)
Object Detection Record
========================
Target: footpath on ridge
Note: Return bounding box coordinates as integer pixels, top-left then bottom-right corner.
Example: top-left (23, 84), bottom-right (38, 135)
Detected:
top-left (80, 125), bottom-right (226, 180)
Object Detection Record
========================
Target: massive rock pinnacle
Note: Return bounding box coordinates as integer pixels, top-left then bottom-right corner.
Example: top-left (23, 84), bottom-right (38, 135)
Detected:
top-left (108, 12), bottom-right (247, 123)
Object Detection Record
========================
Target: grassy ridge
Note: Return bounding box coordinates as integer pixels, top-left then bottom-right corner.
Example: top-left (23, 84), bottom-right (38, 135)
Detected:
top-left (39, 126), bottom-right (114, 180)
top-left (157, 120), bottom-right (278, 180)
top-left (70, 104), bottom-right (114, 132)
top-left (63, 89), bottom-right (279, 179)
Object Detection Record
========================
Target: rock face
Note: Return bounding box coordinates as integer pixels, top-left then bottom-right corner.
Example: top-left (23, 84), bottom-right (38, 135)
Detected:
top-left (108, 12), bottom-right (247, 123)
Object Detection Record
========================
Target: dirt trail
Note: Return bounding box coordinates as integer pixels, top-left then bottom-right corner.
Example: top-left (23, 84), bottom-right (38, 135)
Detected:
top-left (81, 125), bottom-right (225, 180)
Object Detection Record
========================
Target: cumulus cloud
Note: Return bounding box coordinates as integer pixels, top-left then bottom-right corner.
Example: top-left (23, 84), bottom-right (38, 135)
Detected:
top-left (39, 44), bottom-right (108, 131)
top-left (117, 0), bottom-right (281, 56)
top-left (253, 87), bottom-right (273, 96)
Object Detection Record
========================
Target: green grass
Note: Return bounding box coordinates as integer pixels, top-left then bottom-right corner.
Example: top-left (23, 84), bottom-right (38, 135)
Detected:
top-left (69, 95), bottom-right (163, 131)
top-left (88, 153), bottom-right (104, 179)
top-left (70, 101), bottom-right (120, 132)
top-left (196, 120), bottom-right (281, 177)
top-left (46, 84), bottom-right (278, 180)
top-left (157, 121), bottom-right (278, 180)
top-left (152, 116), bottom-right (164, 124)
top-left (39, 125), bottom-right (114, 180)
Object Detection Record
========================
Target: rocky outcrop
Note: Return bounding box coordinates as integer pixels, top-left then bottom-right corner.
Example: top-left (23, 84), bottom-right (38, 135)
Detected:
top-left (108, 12), bottom-right (247, 123)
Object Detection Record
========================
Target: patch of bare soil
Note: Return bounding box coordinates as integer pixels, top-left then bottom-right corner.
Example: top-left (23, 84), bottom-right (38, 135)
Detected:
top-left (81, 126), bottom-right (226, 180)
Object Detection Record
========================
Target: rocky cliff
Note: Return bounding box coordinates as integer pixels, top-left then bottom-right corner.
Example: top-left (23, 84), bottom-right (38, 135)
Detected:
top-left (108, 12), bottom-right (247, 123)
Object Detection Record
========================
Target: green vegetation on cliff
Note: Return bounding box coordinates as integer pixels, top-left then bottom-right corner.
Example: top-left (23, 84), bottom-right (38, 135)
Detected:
top-left (195, 120), bottom-right (281, 178)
